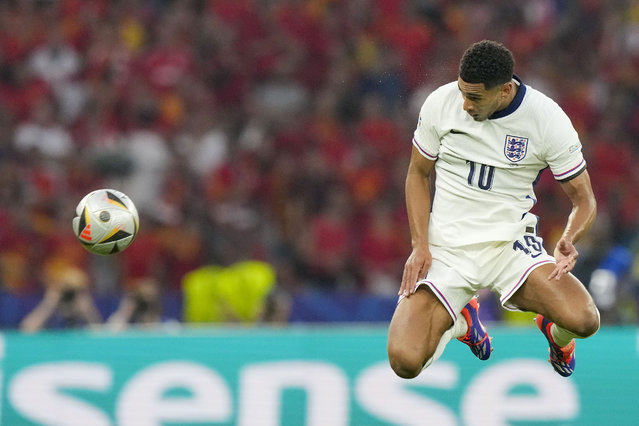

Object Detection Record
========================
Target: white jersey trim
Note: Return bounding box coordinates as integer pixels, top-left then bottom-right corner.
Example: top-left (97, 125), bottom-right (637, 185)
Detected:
top-left (412, 137), bottom-right (437, 160)
top-left (553, 159), bottom-right (586, 181)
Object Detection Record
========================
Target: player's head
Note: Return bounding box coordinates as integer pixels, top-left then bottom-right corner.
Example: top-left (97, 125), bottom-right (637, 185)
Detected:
top-left (457, 40), bottom-right (517, 121)
top-left (459, 40), bottom-right (514, 89)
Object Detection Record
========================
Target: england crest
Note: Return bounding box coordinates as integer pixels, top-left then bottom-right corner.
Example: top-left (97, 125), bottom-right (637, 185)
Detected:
top-left (504, 135), bottom-right (528, 162)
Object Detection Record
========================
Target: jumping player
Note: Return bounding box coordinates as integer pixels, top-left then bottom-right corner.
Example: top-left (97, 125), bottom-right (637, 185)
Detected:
top-left (387, 40), bottom-right (599, 378)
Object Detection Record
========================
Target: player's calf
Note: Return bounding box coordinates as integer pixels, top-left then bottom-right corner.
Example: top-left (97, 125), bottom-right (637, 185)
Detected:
top-left (548, 302), bottom-right (600, 339)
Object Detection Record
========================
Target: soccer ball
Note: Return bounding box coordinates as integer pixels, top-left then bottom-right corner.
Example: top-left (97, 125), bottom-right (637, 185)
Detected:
top-left (72, 189), bottom-right (139, 255)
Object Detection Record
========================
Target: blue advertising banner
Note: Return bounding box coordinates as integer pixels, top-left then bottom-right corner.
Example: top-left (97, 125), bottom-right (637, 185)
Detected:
top-left (0, 326), bottom-right (637, 425)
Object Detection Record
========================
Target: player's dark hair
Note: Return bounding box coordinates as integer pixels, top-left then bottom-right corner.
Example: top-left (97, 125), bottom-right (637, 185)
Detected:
top-left (459, 40), bottom-right (514, 89)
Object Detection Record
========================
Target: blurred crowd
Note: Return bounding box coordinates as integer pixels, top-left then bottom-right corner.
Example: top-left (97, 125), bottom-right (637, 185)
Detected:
top-left (1, 0), bottom-right (639, 328)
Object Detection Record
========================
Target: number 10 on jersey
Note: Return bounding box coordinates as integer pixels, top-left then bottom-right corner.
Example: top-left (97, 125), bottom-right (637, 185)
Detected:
top-left (466, 160), bottom-right (495, 190)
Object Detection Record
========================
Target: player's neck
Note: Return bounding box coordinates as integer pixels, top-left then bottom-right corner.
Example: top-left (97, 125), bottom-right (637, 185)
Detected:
top-left (498, 80), bottom-right (519, 112)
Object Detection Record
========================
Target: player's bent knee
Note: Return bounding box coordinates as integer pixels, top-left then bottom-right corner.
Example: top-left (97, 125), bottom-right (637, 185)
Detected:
top-left (578, 304), bottom-right (600, 338)
top-left (388, 347), bottom-right (431, 379)
top-left (388, 356), bottom-right (422, 379)
top-left (567, 303), bottom-right (600, 338)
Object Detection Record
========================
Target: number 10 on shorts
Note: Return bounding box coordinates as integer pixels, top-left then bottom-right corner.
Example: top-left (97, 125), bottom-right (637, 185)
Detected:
top-left (513, 235), bottom-right (543, 258)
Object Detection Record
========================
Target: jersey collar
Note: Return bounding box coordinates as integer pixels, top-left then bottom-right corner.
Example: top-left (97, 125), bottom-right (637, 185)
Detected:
top-left (489, 74), bottom-right (526, 120)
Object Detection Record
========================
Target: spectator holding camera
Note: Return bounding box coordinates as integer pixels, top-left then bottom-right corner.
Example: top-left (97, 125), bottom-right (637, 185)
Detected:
top-left (20, 266), bottom-right (102, 332)
top-left (106, 278), bottom-right (168, 331)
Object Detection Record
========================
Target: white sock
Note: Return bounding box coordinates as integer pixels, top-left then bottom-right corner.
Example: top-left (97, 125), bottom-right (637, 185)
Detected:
top-left (421, 315), bottom-right (468, 370)
top-left (550, 324), bottom-right (578, 347)
top-left (452, 314), bottom-right (469, 339)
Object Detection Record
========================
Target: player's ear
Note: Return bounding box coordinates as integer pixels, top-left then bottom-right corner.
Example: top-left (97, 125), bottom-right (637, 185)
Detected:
top-left (500, 81), bottom-right (513, 98)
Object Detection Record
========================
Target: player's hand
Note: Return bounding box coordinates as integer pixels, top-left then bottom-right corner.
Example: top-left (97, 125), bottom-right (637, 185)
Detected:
top-left (549, 238), bottom-right (578, 280)
top-left (400, 246), bottom-right (432, 297)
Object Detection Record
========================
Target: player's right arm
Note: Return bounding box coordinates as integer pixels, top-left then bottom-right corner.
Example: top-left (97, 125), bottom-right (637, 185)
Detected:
top-left (400, 145), bottom-right (436, 297)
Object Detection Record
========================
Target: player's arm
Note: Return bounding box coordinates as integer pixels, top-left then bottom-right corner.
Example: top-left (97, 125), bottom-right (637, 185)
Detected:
top-left (400, 145), bottom-right (436, 296)
top-left (549, 170), bottom-right (597, 280)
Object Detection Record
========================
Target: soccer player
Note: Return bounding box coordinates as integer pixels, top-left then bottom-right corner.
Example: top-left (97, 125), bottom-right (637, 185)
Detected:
top-left (387, 40), bottom-right (599, 378)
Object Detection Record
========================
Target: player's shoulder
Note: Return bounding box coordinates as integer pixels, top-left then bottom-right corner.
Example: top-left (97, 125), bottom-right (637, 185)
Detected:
top-left (521, 84), bottom-right (581, 155)
top-left (420, 81), bottom-right (459, 112)
top-left (428, 81), bottom-right (459, 100)
top-left (522, 84), bottom-right (565, 115)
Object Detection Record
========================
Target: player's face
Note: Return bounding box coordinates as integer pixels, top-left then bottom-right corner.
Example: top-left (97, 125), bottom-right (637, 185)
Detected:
top-left (457, 77), bottom-right (511, 121)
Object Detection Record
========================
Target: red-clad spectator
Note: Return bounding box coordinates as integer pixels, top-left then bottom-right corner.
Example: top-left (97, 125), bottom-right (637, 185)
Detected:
top-left (355, 94), bottom-right (404, 160)
top-left (134, 13), bottom-right (194, 94)
top-left (357, 202), bottom-right (409, 295)
top-left (302, 186), bottom-right (356, 289)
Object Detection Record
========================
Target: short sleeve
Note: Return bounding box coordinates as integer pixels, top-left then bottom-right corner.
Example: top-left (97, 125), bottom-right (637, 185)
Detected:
top-left (543, 107), bottom-right (586, 182)
top-left (412, 91), bottom-right (443, 160)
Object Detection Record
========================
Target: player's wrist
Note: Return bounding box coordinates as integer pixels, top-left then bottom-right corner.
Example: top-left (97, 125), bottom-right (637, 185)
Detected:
top-left (411, 237), bottom-right (429, 249)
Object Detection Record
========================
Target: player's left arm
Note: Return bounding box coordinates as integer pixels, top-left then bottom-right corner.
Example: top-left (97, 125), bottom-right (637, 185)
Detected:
top-left (549, 170), bottom-right (597, 280)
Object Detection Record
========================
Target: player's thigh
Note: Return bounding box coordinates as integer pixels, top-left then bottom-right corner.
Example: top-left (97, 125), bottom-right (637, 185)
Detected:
top-left (387, 286), bottom-right (453, 359)
top-left (508, 264), bottom-right (599, 334)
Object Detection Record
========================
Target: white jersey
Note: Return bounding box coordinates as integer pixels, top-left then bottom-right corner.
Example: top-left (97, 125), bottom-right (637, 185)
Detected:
top-left (412, 76), bottom-right (586, 247)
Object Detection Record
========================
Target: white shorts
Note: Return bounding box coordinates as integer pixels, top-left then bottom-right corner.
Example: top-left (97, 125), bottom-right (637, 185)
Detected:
top-left (414, 233), bottom-right (555, 322)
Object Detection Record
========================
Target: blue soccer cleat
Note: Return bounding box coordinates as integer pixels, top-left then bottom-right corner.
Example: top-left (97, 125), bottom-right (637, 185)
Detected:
top-left (457, 296), bottom-right (493, 360)
top-left (536, 314), bottom-right (575, 377)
